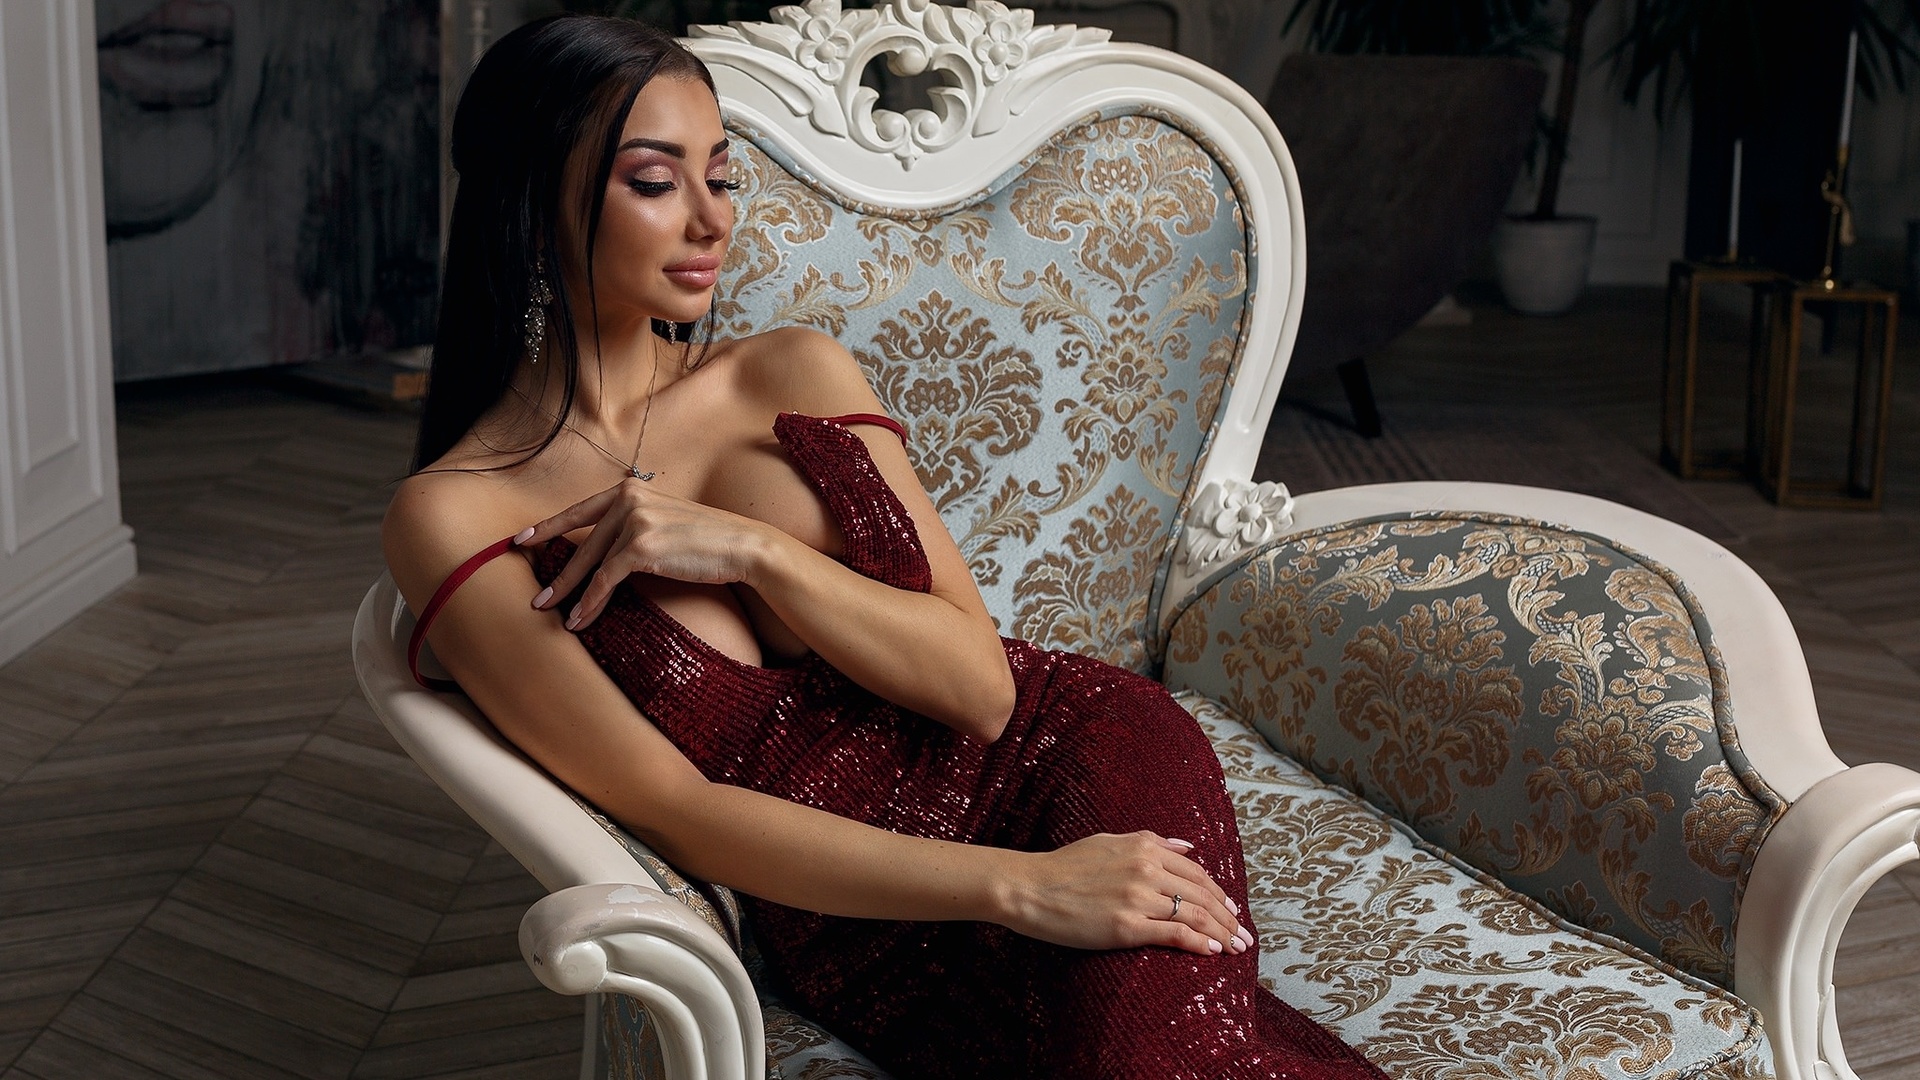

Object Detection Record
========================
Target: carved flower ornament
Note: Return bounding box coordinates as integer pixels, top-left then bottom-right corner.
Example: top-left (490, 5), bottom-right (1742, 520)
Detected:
top-left (970, 7), bottom-right (1031, 82)
top-left (1184, 479), bottom-right (1297, 573)
top-left (795, 6), bottom-right (857, 81)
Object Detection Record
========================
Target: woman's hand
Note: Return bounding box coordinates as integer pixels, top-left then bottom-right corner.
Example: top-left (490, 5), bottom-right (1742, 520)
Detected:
top-left (517, 478), bottom-right (770, 630)
top-left (998, 832), bottom-right (1252, 957)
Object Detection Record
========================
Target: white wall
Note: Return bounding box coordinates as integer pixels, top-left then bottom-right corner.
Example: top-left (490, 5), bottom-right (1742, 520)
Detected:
top-left (0, 0), bottom-right (135, 665)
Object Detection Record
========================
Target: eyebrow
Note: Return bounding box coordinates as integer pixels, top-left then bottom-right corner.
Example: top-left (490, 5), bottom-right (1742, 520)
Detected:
top-left (617, 137), bottom-right (731, 159)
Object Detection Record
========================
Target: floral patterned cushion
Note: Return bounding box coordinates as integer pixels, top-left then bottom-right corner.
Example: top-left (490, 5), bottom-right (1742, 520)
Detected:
top-left (1162, 514), bottom-right (1787, 988)
top-left (715, 110), bottom-right (1253, 673)
top-left (590, 689), bottom-right (1774, 1080)
top-left (1187, 691), bottom-right (1774, 1079)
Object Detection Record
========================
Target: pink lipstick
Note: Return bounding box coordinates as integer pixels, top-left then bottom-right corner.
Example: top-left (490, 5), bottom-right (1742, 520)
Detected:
top-left (663, 254), bottom-right (720, 289)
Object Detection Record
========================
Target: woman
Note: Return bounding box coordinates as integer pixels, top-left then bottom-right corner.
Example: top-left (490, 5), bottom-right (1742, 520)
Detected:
top-left (385, 15), bottom-right (1388, 1079)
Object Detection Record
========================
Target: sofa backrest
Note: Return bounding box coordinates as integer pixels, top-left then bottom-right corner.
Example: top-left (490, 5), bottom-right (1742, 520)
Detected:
top-left (690, 0), bottom-right (1305, 671)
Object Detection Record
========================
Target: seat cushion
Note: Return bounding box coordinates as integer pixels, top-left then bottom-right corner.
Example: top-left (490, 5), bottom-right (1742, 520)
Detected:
top-left (1183, 690), bottom-right (1774, 1079)
top-left (593, 690), bottom-right (1773, 1079)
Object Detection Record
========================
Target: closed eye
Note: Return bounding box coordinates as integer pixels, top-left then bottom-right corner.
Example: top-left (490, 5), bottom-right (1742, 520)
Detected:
top-left (630, 179), bottom-right (675, 196)
top-left (708, 178), bottom-right (743, 193)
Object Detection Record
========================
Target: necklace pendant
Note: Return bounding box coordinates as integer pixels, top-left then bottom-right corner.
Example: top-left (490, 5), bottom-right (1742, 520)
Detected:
top-left (632, 468), bottom-right (655, 481)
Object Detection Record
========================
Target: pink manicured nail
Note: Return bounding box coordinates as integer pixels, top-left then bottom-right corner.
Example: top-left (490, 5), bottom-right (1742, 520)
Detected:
top-left (1226, 896), bottom-right (1241, 916)
top-left (533, 586), bottom-right (553, 609)
top-left (1239, 928), bottom-right (1255, 951)
top-left (513, 526), bottom-right (536, 545)
top-left (565, 609), bottom-right (582, 631)
top-left (1227, 934), bottom-right (1245, 953)
top-left (1165, 838), bottom-right (1194, 851)
top-left (1207, 939), bottom-right (1222, 954)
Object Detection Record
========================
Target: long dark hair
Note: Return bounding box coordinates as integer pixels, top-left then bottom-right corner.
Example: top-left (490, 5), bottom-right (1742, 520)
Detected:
top-left (413, 15), bottom-right (716, 473)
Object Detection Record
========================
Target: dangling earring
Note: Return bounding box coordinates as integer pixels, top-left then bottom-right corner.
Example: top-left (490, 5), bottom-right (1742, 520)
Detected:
top-left (523, 265), bottom-right (554, 363)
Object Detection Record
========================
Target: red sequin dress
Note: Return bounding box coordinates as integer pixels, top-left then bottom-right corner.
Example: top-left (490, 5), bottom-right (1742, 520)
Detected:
top-left (420, 413), bottom-right (1388, 1080)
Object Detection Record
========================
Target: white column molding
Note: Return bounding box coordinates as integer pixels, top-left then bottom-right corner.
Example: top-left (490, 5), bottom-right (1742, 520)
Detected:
top-left (0, 0), bottom-right (135, 666)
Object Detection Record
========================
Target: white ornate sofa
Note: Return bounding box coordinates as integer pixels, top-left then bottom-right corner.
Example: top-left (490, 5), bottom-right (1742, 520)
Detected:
top-left (352, 3), bottom-right (1920, 1078)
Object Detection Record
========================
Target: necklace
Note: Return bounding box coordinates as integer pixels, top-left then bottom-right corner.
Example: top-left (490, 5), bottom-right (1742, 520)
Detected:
top-left (513, 359), bottom-right (661, 481)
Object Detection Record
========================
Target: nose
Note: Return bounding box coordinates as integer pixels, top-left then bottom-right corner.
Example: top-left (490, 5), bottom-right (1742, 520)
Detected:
top-left (689, 185), bottom-right (730, 243)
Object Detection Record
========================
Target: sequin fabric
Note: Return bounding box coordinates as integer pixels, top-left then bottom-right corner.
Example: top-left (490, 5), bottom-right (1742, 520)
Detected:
top-left (529, 413), bottom-right (1389, 1080)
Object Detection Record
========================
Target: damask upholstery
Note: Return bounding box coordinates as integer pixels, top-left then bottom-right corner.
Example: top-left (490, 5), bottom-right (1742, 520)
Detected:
top-left (1162, 514), bottom-right (1787, 989)
top-left (1193, 693), bottom-right (1774, 1080)
top-left (576, 107), bottom-right (1790, 1079)
top-left (713, 109), bottom-right (1253, 674)
top-left (586, 689), bottom-right (1778, 1080)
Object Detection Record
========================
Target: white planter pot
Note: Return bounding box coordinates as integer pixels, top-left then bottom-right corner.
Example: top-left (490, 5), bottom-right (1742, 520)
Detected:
top-left (1494, 215), bottom-right (1597, 315)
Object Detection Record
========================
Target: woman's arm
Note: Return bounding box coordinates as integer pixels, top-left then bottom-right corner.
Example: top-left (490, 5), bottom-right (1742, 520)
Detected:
top-left (383, 489), bottom-right (1248, 956)
top-left (528, 329), bottom-right (1017, 741)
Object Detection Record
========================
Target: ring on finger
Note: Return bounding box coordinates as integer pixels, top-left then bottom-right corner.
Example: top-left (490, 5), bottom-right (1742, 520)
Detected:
top-left (1169, 894), bottom-right (1182, 920)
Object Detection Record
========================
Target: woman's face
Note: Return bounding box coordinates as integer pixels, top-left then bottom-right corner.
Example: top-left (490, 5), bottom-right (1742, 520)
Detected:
top-left (567, 75), bottom-right (734, 331)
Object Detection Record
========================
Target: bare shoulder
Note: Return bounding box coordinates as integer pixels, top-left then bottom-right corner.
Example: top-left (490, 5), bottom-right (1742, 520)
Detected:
top-left (726, 325), bottom-right (883, 416)
top-left (381, 466), bottom-right (525, 609)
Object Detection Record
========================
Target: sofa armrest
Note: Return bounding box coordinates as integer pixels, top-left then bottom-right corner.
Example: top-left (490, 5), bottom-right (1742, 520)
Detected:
top-left (1161, 493), bottom-right (1778, 964)
top-left (1737, 761), bottom-right (1920, 1080)
top-left (353, 577), bottom-right (655, 890)
top-left (522, 883), bottom-right (766, 1080)
top-left (1259, 481), bottom-right (1844, 798)
top-left (1161, 479), bottom-right (1907, 1080)
top-left (354, 577), bottom-right (764, 1079)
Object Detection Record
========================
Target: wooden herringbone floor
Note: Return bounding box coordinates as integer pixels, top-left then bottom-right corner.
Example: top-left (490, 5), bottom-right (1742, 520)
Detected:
top-left (0, 284), bottom-right (1916, 1078)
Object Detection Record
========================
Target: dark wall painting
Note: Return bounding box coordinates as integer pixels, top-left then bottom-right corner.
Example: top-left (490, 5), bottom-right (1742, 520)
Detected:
top-left (97, 0), bottom-right (440, 380)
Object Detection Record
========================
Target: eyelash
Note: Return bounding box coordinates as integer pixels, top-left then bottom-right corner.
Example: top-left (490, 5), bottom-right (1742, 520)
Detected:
top-left (630, 178), bottom-right (742, 196)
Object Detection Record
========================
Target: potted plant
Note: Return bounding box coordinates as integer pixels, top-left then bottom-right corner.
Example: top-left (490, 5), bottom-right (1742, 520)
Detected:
top-left (1490, 0), bottom-right (1599, 314)
top-left (1498, 0), bottom-right (1920, 314)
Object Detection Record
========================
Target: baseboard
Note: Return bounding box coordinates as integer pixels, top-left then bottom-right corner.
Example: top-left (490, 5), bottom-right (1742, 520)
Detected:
top-left (0, 525), bottom-right (138, 667)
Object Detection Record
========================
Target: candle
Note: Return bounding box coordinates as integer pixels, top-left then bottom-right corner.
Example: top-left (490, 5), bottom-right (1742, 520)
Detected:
top-left (1838, 30), bottom-right (1859, 156)
top-left (1728, 139), bottom-right (1743, 258)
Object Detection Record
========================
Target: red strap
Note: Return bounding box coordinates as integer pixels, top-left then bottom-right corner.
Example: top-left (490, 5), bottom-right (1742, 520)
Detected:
top-left (407, 535), bottom-right (518, 691)
top-left (816, 412), bottom-right (907, 445)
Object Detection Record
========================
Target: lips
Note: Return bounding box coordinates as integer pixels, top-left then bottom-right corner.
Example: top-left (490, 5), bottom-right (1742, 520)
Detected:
top-left (98, 0), bottom-right (234, 110)
top-left (663, 254), bottom-right (721, 289)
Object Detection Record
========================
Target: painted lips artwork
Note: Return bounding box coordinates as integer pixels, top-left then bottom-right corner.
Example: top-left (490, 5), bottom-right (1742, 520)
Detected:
top-left (96, 0), bottom-right (441, 380)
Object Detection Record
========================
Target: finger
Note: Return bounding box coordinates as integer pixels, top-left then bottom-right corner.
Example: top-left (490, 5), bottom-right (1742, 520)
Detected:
top-left (543, 509), bottom-right (634, 611)
top-left (520, 486), bottom-right (624, 548)
top-left (566, 554), bottom-right (639, 631)
top-left (1141, 831), bottom-right (1239, 918)
top-left (1165, 884), bottom-right (1244, 953)
top-left (1163, 847), bottom-right (1240, 919)
top-left (1160, 856), bottom-right (1244, 945)
top-left (1138, 915), bottom-right (1224, 957)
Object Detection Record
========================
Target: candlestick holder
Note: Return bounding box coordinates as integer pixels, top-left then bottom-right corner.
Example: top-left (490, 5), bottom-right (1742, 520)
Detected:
top-left (1660, 259), bottom-right (1786, 479)
top-left (1816, 148), bottom-right (1856, 289)
top-left (1751, 279), bottom-right (1898, 508)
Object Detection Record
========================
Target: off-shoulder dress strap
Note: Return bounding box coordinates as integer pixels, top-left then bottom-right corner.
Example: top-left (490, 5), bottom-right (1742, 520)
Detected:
top-left (406, 414), bottom-right (904, 692)
top-left (815, 412), bottom-right (907, 445)
top-left (407, 535), bottom-right (517, 691)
